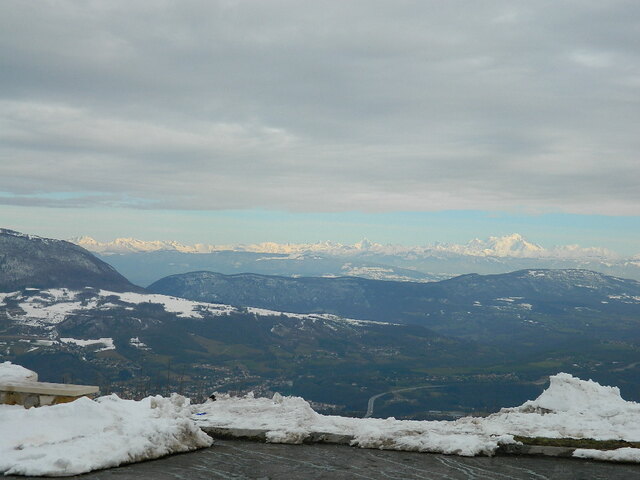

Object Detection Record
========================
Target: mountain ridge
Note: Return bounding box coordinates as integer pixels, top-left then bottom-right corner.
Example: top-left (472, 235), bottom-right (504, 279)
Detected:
top-left (0, 228), bottom-right (141, 292)
top-left (71, 233), bottom-right (624, 260)
top-left (148, 268), bottom-right (640, 344)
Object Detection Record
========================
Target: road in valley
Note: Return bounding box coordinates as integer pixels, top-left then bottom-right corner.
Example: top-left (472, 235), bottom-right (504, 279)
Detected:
top-left (364, 385), bottom-right (444, 418)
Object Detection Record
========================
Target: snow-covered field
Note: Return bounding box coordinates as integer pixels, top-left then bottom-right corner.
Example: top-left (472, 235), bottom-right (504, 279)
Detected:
top-left (194, 373), bottom-right (640, 462)
top-left (0, 288), bottom-right (236, 324)
top-left (0, 288), bottom-right (388, 328)
top-left (0, 363), bottom-right (212, 477)
top-left (60, 337), bottom-right (115, 351)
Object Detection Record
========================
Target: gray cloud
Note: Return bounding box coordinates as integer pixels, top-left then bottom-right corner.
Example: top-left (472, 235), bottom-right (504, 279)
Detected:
top-left (1, 0), bottom-right (639, 214)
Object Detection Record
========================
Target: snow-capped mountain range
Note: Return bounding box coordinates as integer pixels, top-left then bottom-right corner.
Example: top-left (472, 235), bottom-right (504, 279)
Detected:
top-left (71, 233), bottom-right (623, 260)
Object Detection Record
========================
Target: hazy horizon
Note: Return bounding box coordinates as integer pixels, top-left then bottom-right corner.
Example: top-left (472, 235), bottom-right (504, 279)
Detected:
top-left (3, 218), bottom-right (638, 258)
top-left (2, 206), bottom-right (639, 256)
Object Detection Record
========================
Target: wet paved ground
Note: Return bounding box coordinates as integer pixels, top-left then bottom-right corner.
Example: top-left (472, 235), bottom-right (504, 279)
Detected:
top-left (8, 439), bottom-right (640, 479)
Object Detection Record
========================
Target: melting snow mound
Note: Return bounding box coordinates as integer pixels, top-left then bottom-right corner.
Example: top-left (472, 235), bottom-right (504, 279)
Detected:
top-left (4, 369), bottom-right (640, 473)
top-left (0, 393), bottom-right (212, 477)
top-left (515, 372), bottom-right (631, 414)
top-left (195, 392), bottom-right (516, 456)
top-left (488, 373), bottom-right (640, 442)
top-left (194, 373), bottom-right (640, 461)
top-left (0, 361), bottom-right (38, 382)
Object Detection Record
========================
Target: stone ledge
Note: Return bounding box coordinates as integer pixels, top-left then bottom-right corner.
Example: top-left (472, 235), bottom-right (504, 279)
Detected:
top-left (0, 381), bottom-right (99, 397)
top-left (497, 443), bottom-right (576, 457)
top-left (201, 427), bottom-right (633, 460)
top-left (201, 427), bottom-right (355, 445)
top-left (0, 381), bottom-right (99, 407)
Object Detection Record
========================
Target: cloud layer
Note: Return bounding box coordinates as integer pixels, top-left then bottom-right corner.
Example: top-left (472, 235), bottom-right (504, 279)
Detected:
top-left (1, 1), bottom-right (639, 214)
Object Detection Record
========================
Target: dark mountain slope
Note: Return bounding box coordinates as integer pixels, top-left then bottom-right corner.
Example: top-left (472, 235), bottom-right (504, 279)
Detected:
top-left (150, 269), bottom-right (640, 316)
top-left (148, 269), bottom-right (640, 344)
top-left (0, 287), bottom-right (499, 416)
top-left (150, 270), bottom-right (389, 314)
top-left (0, 229), bottom-right (140, 292)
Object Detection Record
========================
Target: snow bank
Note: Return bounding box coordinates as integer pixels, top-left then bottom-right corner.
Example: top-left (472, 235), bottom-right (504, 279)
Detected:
top-left (519, 372), bottom-right (629, 413)
top-left (195, 392), bottom-right (514, 456)
top-left (0, 393), bottom-right (212, 477)
top-left (4, 368), bottom-right (638, 473)
top-left (0, 361), bottom-right (38, 382)
top-left (194, 373), bottom-right (640, 460)
top-left (574, 447), bottom-right (640, 463)
top-left (481, 373), bottom-right (640, 442)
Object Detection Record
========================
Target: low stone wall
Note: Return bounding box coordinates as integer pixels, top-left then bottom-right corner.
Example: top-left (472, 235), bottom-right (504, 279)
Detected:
top-left (202, 427), bottom-right (355, 445)
top-left (202, 427), bottom-right (624, 459)
top-left (0, 390), bottom-right (84, 407)
top-left (0, 381), bottom-right (99, 407)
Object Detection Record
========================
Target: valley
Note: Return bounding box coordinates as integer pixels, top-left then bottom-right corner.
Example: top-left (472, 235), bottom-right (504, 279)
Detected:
top-left (2, 229), bottom-right (640, 419)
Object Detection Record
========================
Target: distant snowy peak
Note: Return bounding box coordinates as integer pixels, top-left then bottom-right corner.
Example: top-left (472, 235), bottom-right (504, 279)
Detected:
top-left (71, 234), bottom-right (622, 260)
top-left (447, 233), bottom-right (545, 257)
top-left (68, 236), bottom-right (204, 254)
top-left (486, 233), bottom-right (544, 256)
top-left (70, 236), bottom-right (381, 255)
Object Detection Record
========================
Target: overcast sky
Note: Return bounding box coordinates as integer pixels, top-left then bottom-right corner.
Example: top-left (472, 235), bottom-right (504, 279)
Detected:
top-left (0, 1), bottom-right (638, 250)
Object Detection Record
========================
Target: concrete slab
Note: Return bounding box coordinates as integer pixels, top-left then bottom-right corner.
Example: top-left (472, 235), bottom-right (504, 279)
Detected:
top-left (200, 427), bottom-right (357, 445)
top-left (0, 381), bottom-right (99, 396)
top-left (200, 426), bottom-right (621, 461)
top-left (498, 443), bottom-right (576, 457)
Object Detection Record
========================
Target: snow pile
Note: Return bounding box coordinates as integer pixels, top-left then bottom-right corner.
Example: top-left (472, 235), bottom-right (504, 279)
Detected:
top-left (195, 393), bottom-right (514, 456)
top-left (480, 373), bottom-right (640, 441)
top-left (0, 393), bottom-right (212, 477)
top-left (573, 447), bottom-right (640, 462)
top-left (205, 392), bottom-right (323, 444)
top-left (0, 361), bottom-right (38, 382)
top-left (493, 373), bottom-right (640, 463)
top-left (516, 372), bottom-right (630, 414)
top-left (194, 373), bottom-right (640, 461)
